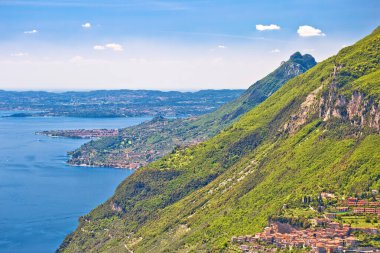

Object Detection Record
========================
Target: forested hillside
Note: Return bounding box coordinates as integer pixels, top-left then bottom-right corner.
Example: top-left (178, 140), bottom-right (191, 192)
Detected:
top-left (59, 27), bottom-right (380, 252)
top-left (68, 53), bottom-right (316, 169)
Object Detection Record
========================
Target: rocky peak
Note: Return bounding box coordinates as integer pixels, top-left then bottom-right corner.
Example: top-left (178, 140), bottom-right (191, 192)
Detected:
top-left (288, 52), bottom-right (317, 71)
top-left (272, 53), bottom-right (316, 82)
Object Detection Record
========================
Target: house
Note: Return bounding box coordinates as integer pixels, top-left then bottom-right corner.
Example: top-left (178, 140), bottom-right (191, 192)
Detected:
top-left (357, 200), bottom-right (368, 206)
top-left (325, 213), bottom-right (336, 219)
top-left (240, 245), bottom-right (250, 252)
top-left (365, 208), bottom-right (376, 214)
top-left (336, 207), bottom-right (349, 212)
top-left (321, 192), bottom-right (336, 199)
top-left (345, 236), bottom-right (357, 246)
top-left (353, 207), bottom-right (365, 214)
top-left (328, 222), bottom-right (341, 229)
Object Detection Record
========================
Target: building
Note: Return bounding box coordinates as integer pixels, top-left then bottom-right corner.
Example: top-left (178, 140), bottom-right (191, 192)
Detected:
top-left (336, 207), bottom-right (349, 212)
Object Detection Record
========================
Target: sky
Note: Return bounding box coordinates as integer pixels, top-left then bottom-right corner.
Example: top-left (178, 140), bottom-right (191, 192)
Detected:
top-left (0, 0), bottom-right (379, 91)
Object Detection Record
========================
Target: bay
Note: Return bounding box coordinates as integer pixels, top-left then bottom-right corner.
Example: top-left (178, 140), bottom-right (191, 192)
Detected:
top-left (0, 112), bottom-right (150, 253)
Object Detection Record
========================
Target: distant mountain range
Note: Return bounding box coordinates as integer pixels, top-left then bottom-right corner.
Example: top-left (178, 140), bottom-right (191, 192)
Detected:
top-left (59, 27), bottom-right (380, 252)
top-left (0, 89), bottom-right (244, 118)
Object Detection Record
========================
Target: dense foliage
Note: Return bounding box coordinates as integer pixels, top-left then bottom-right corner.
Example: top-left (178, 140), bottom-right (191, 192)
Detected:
top-left (59, 27), bottom-right (380, 253)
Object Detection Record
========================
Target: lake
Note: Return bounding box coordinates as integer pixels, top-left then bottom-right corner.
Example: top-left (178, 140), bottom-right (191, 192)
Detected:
top-left (0, 112), bottom-right (150, 253)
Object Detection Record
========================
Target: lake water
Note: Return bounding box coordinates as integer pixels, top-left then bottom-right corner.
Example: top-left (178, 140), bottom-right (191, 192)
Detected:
top-left (0, 112), bottom-right (150, 253)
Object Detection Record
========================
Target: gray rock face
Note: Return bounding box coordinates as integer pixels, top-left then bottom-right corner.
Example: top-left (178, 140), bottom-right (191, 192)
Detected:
top-left (283, 64), bottom-right (380, 134)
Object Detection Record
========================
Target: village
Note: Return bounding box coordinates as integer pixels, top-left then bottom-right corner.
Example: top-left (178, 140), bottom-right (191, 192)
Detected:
top-left (37, 129), bottom-right (120, 139)
top-left (232, 191), bottom-right (380, 253)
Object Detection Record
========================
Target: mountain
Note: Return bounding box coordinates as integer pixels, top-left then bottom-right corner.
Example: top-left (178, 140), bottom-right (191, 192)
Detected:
top-left (68, 52), bottom-right (316, 169)
top-left (0, 89), bottom-right (244, 118)
top-left (58, 27), bottom-right (380, 252)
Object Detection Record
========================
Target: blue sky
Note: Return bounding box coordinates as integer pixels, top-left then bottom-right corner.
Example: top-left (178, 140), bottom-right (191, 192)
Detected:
top-left (0, 0), bottom-right (379, 91)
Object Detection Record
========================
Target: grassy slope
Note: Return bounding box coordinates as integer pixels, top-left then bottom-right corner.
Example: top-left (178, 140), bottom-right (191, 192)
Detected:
top-left (68, 53), bottom-right (316, 167)
top-left (59, 27), bottom-right (380, 252)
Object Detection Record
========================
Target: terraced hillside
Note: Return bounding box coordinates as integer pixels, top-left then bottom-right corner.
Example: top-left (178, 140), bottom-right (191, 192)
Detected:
top-left (59, 26), bottom-right (380, 252)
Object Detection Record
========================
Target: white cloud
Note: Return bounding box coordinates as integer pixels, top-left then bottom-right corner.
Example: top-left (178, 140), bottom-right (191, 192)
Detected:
top-left (93, 43), bottom-right (124, 51)
top-left (256, 24), bottom-right (280, 31)
top-left (24, 29), bottom-right (38, 34)
top-left (270, 49), bottom-right (280, 53)
top-left (93, 43), bottom-right (123, 51)
top-left (93, 45), bottom-right (106, 50)
top-left (297, 25), bottom-right (326, 37)
top-left (217, 45), bottom-right (226, 49)
top-left (11, 52), bottom-right (29, 57)
top-left (81, 22), bottom-right (91, 28)
top-left (105, 43), bottom-right (123, 51)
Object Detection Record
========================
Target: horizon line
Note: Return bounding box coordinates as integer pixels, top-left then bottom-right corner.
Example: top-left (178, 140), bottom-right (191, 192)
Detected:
top-left (0, 88), bottom-right (246, 93)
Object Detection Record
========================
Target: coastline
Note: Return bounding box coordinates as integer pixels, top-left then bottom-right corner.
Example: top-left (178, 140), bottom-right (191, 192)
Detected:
top-left (67, 162), bottom-right (137, 170)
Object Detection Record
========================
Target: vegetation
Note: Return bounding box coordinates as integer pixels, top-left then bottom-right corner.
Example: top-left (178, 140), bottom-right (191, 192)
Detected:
top-left (59, 26), bottom-right (380, 252)
top-left (68, 53), bottom-right (316, 168)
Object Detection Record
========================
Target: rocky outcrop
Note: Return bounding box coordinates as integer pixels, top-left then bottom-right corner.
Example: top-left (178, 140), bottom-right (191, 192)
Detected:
top-left (111, 202), bottom-right (122, 212)
top-left (320, 89), bottom-right (380, 131)
top-left (283, 65), bottom-right (380, 133)
top-left (283, 85), bottom-right (322, 134)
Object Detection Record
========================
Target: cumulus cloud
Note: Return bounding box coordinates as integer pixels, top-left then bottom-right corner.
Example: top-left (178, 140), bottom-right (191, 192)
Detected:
top-left (93, 45), bottom-right (105, 50)
top-left (270, 49), bottom-right (280, 53)
top-left (24, 29), bottom-right (38, 34)
top-left (105, 43), bottom-right (123, 51)
top-left (256, 24), bottom-right (280, 31)
top-left (297, 25), bottom-right (326, 37)
top-left (93, 43), bottom-right (123, 51)
top-left (81, 22), bottom-right (91, 28)
top-left (11, 52), bottom-right (29, 57)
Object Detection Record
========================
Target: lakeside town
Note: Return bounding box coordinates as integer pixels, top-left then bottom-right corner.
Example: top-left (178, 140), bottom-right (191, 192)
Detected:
top-left (233, 191), bottom-right (380, 252)
top-left (36, 128), bottom-right (151, 169)
top-left (37, 129), bottom-right (120, 139)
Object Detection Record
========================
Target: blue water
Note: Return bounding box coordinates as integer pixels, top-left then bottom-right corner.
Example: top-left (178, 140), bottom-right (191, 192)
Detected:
top-left (0, 113), bottom-right (150, 253)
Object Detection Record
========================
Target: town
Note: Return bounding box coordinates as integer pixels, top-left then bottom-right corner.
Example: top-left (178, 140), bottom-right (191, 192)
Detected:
top-left (37, 129), bottom-right (120, 139)
top-left (233, 191), bottom-right (380, 252)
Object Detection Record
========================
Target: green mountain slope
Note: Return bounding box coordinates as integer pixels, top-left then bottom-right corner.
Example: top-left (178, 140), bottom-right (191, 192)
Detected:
top-left (68, 53), bottom-right (316, 168)
top-left (59, 27), bottom-right (380, 253)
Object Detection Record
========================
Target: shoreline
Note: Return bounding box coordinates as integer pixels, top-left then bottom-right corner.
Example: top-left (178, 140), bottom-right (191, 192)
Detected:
top-left (67, 162), bottom-right (137, 170)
